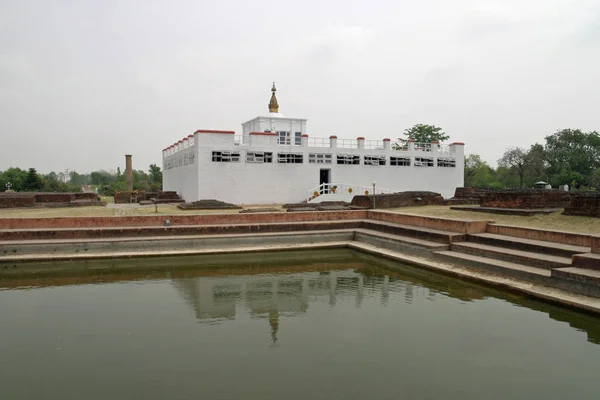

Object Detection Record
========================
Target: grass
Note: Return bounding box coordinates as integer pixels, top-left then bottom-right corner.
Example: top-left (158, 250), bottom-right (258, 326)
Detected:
top-left (0, 203), bottom-right (597, 235)
top-left (0, 204), bottom-right (283, 218)
top-left (387, 205), bottom-right (600, 235)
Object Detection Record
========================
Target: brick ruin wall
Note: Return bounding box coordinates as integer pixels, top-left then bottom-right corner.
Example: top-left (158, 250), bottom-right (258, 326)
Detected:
top-left (114, 191), bottom-right (181, 204)
top-left (0, 192), bottom-right (101, 209)
top-left (351, 191), bottom-right (444, 209)
top-left (480, 190), bottom-right (571, 209)
top-left (563, 192), bottom-right (600, 217)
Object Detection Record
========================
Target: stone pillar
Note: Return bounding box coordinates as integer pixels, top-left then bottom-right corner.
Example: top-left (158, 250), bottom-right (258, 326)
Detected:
top-left (383, 138), bottom-right (391, 150)
top-left (125, 154), bottom-right (133, 192)
top-left (408, 139), bottom-right (415, 151)
top-left (301, 134), bottom-right (309, 148)
top-left (357, 137), bottom-right (365, 149)
top-left (431, 141), bottom-right (439, 155)
top-left (329, 135), bottom-right (338, 149)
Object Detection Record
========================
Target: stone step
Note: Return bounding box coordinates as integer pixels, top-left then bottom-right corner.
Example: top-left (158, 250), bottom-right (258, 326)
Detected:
top-left (0, 220), bottom-right (365, 241)
top-left (354, 229), bottom-right (448, 257)
top-left (0, 230), bottom-right (355, 258)
top-left (434, 250), bottom-right (551, 284)
top-left (362, 220), bottom-right (465, 244)
top-left (467, 233), bottom-right (589, 258)
top-left (572, 253), bottom-right (600, 271)
top-left (551, 267), bottom-right (600, 298)
top-left (451, 242), bottom-right (572, 270)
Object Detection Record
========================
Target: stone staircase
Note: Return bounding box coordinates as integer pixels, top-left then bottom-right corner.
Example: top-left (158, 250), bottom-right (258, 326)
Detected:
top-left (434, 232), bottom-right (600, 297)
top-left (1, 211), bottom-right (598, 299)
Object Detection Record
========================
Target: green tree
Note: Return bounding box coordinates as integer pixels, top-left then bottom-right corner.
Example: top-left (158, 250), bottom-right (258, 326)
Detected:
top-left (544, 129), bottom-right (600, 186)
top-left (23, 168), bottom-right (44, 191)
top-left (464, 154), bottom-right (496, 188)
top-left (498, 147), bottom-right (530, 188)
top-left (395, 124), bottom-right (449, 146)
top-left (148, 164), bottom-right (162, 185)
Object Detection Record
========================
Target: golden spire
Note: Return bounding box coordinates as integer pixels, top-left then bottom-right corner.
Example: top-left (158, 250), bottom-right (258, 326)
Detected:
top-left (268, 82), bottom-right (279, 113)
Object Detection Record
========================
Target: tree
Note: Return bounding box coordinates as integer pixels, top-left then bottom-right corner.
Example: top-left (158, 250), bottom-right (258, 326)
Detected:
top-left (498, 147), bottom-right (530, 188)
top-left (396, 124), bottom-right (449, 146)
top-left (544, 129), bottom-right (600, 185)
top-left (23, 168), bottom-right (43, 191)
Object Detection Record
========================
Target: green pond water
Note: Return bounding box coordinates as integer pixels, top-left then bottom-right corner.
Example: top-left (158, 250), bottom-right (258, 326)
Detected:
top-left (1, 249), bottom-right (600, 400)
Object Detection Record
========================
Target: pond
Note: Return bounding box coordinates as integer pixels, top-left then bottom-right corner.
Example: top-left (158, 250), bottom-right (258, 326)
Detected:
top-left (1, 249), bottom-right (599, 400)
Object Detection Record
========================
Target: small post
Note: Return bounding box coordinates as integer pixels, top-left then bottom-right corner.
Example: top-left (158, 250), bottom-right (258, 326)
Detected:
top-left (372, 181), bottom-right (376, 209)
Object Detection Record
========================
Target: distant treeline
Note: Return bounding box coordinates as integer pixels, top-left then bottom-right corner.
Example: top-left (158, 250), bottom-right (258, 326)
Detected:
top-left (0, 164), bottom-right (163, 195)
top-left (466, 129), bottom-right (600, 190)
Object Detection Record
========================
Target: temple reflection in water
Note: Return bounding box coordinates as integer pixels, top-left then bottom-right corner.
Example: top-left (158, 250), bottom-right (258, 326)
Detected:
top-left (171, 268), bottom-right (486, 343)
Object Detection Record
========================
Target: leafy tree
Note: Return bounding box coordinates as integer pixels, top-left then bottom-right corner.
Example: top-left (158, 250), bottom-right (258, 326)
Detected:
top-left (464, 154), bottom-right (496, 188)
top-left (23, 168), bottom-right (43, 191)
top-left (544, 129), bottom-right (600, 183)
top-left (498, 147), bottom-right (530, 188)
top-left (395, 124), bottom-right (449, 146)
top-left (148, 164), bottom-right (162, 185)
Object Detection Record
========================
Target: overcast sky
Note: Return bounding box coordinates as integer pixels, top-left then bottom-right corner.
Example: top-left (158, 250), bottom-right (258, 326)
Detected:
top-left (1, 0), bottom-right (599, 174)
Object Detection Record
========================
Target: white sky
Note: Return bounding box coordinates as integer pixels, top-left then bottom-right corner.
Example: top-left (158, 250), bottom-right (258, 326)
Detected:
top-left (1, 0), bottom-right (599, 173)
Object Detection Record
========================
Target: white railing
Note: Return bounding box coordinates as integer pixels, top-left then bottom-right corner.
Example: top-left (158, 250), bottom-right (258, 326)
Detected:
top-left (306, 182), bottom-right (396, 203)
top-left (414, 142), bottom-right (432, 152)
top-left (364, 140), bottom-right (384, 150)
top-left (308, 137), bottom-right (330, 148)
top-left (234, 135), bottom-right (245, 146)
top-left (337, 139), bottom-right (358, 149)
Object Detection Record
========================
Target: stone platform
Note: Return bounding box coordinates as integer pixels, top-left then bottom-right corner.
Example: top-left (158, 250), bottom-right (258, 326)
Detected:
top-left (450, 206), bottom-right (562, 216)
top-left (1, 210), bottom-right (599, 314)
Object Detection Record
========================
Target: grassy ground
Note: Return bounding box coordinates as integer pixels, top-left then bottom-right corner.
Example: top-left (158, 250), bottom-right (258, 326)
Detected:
top-left (0, 204), bottom-right (283, 218)
top-left (387, 205), bottom-right (600, 235)
top-left (0, 203), bottom-right (598, 235)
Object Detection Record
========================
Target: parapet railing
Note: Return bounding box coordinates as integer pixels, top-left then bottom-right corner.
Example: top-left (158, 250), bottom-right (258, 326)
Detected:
top-left (306, 183), bottom-right (395, 203)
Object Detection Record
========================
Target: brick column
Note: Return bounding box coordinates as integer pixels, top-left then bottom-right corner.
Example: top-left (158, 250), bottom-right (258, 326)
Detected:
top-left (125, 154), bottom-right (133, 192)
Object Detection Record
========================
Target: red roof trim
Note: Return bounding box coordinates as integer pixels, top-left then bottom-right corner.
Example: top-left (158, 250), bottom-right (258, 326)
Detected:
top-left (301, 134), bottom-right (309, 137)
top-left (451, 142), bottom-right (465, 145)
top-left (250, 131), bottom-right (278, 136)
top-left (431, 141), bottom-right (439, 144)
top-left (329, 135), bottom-right (338, 139)
top-left (408, 139), bottom-right (416, 142)
top-left (383, 138), bottom-right (391, 141)
top-left (188, 134), bottom-right (194, 138)
top-left (357, 137), bottom-right (365, 140)
top-left (194, 129), bottom-right (235, 134)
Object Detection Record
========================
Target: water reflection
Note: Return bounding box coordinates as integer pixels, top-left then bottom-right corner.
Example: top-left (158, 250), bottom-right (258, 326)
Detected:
top-left (170, 263), bottom-right (600, 346)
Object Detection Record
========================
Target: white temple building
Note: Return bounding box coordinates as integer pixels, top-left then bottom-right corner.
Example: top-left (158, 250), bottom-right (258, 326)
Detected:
top-left (162, 84), bottom-right (465, 204)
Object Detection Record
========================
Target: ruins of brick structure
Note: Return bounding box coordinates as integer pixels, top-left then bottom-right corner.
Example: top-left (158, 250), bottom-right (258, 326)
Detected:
top-left (114, 191), bottom-right (182, 204)
top-left (480, 189), bottom-right (571, 209)
top-left (0, 192), bottom-right (104, 209)
top-left (445, 187), bottom-right (489, 205)
top-left (125, 154), bottom-right (133, 192)
top-left (350, 191), bottom-right (444, 209)
top-left (563, 192), bottom-right (600, 217)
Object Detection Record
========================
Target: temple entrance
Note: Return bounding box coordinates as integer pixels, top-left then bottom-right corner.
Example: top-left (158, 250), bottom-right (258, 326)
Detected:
top-left (319, 169), bottom-right (330, 194)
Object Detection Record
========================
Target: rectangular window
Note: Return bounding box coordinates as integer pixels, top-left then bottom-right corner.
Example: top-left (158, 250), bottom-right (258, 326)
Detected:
top-left (364, 155), bottom-right (386, 166)
top-left (277, 153), bottom-right (303, 163)
top-left (390, 156), bottom-right (411, 166)
top-left (437, 157), bottom-right (456, 167)
top-left (212, 151), bottom-right (240, 162)
top-left (414, 157), bottom-right (434, 167)
top-left (277, 131), bottom-right (291, 145)
top-left (309, 153), bottom-right (332, 164)
top-left (246, 151), bottom-right (273, 163)
top-left (336, 154), bottom-right (360, 165)
top-left (189, 152), bottom-right (195, 164)
top-left (295, 132), bottom-right (302, 146)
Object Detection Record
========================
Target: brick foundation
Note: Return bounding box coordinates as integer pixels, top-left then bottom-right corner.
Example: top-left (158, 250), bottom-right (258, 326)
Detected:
top-left (481, 190), bottom-right (571, 209)
top-left (351, 191), bottom-right (444, 209)
top-left (563, 192), bottom-right (600, 218)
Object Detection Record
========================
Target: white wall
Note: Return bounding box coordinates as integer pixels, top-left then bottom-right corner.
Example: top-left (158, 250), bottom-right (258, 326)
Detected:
top-left (167, 132), bottom-right (465, 205)
top-left (162, 139), bottom-right (199, 202)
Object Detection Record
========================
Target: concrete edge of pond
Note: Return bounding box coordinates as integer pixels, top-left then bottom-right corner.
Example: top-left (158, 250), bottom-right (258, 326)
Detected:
top-left (348, 242), bottom-right (600, 316)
